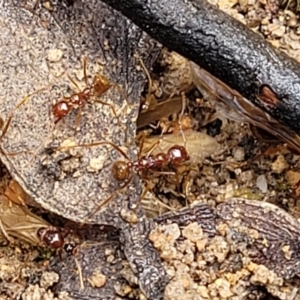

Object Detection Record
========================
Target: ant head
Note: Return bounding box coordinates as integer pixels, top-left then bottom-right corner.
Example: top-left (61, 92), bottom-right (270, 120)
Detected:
top-left (37, 227), bottom-right (64, 249)
top-left (93, 74), bottom-right (111, 95)
top-left (64, 242), bottom-right (78, 256)
top-left (112, 161), bottom-right (130, 181)
top-left (168, 145), bottom-right (189, 165)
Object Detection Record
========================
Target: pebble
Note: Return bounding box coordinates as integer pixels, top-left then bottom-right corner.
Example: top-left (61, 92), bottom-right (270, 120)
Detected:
top-left (233, 147), bottom-right (245, 161)
top-left (47, 49), bottom-right (63, 62)
top-left (88, 157), bottom-right (105, 172)
top-left (40, 272), bottom-right (59, 289)
top-left (88, 270), bottom-right (107, 288)
top-left (240, 170), bottom-right (253, 183)
top-left (182, 222), bottom-right (204, 243)
top-left (214, 278), bottom-right (233, 298)
top-left (256, 174), bottom-right (268, 193)
top-left (271, 155), bottom-right (289, 174)
top-left (268, 24), bottom-right (286, 37)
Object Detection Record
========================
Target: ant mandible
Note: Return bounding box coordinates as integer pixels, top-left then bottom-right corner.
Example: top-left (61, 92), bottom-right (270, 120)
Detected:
top-left (52, 57), bottom-right (128, 128)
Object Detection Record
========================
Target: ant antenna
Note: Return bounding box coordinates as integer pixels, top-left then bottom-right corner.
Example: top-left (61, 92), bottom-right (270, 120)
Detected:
top-left (136, 54), bottom-right (154, 110)
top-left (0, 69), bottom-right (66, 153)
top-left (56, 140), bottom-right (134, 221)
top-left (0, 84), bottom-right (53, 141)
top-left (177, 92), bottom-right (187, 148)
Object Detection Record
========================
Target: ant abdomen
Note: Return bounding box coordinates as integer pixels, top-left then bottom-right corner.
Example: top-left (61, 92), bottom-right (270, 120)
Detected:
top-left (52, 101), bottom-right (72, 122)
top-left (37, 227), bottom-right (65, 249)
top-left (167, 145), bottom-right (189, 165)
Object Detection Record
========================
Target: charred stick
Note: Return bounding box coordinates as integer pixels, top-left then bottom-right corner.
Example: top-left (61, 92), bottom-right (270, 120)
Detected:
top-left (99, 0), bottom-right (300, 135)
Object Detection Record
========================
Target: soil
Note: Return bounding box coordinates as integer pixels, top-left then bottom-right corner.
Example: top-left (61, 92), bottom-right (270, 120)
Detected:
top-left (1, 0), bottom-right (300, 299)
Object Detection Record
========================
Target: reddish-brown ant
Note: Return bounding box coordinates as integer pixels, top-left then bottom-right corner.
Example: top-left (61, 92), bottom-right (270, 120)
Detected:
top-left (57, 140), bottom-right (190, 219)
top-left (37, 225), bottom-right (81, 285)
top-left (112, 144), bottom-right (189, 181)
top-left (37, 226), bottom-right (65, 250)
top-left (59, 140), bottom-right (189, 182)
top-left (52, 57), bottom-right (127, 128)
top-left (37, 226), bottom-right (77, 256)
top-left (0, 57), bottom-right (127, 149)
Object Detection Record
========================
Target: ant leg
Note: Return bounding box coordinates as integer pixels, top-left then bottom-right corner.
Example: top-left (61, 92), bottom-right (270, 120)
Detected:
top-left (137, 131), bottom-right (147, 158)
top-left (141, 181), bottom-right (174, 213)
top-left (110, 83), bottom-right (131, 107)
top-left (25, 94), bottom-right (59, 167)
top-left (136, 54), bottom-right (153, 110)
top-left (83, 56), bottom-right (89, 86)
top-left (141, 139), bottom-right (162, 159)
top-left (0, 89), bottom-right (46, 141)
top-left (74, 106), bottom-right (84, 133)
top-left (57, 140), bottom-right (130, 161)
top-left (25, 128), bottom-right (55, 168)
top-left (25, 104), bottom-right (56, 167)
top-left (74, 256), bottom-right (85, 289)
top-left (57, 70), bottom-right (84, 133)
top-left (0, 69), bottom-right (65, 142)
top-left (91, 78), bottom-right (127, 132)
top-left (151, 170), bottom-right (176, 176)
top-left (137, 133), bottom-right (163, 159)
top-left (92, 97), bottom-right (123, 128)
top-left (66, 57), bottom-right (87, 92)
top-left (101, 83), bottom-right (131, 135)
top-left (67, 73), bottom-right (81, 93)
top-left (92, 73), bottom-right (129, 139)
top-left (177, 92), bottom-right (187, 148)
top-left (83, 174), bottom-right (133, 223)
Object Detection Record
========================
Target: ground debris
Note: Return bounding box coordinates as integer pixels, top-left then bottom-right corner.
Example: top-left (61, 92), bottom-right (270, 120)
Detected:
top-left (2, 0), bottom-right (300, 299)
top-left (153, 198), bottom-right (300, 299)
top-left (48, 228), bottom-right (140, 299)
top-left (0, 1), bottom-right (166, 299)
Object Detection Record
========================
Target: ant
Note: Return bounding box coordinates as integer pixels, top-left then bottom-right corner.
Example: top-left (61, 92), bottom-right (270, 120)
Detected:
top-left (0, 57), bottom-right (127, 146)
top-left (37, 226), bottom-right (77, 256)
top-left (37, 226), bottom-right (65, 250)
top-left (52, 57), bottom-right (127, 129)
top-left (111, 144), bottom-right (189, 182)
top-left (37, 225), bottom-right (83, 287)
top-left (57, 139), bottom-right (190, 220)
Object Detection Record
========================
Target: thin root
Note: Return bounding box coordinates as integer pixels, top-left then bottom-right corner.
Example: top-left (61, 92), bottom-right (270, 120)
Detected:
top-left (74, 256), bottom-right (85, 290)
